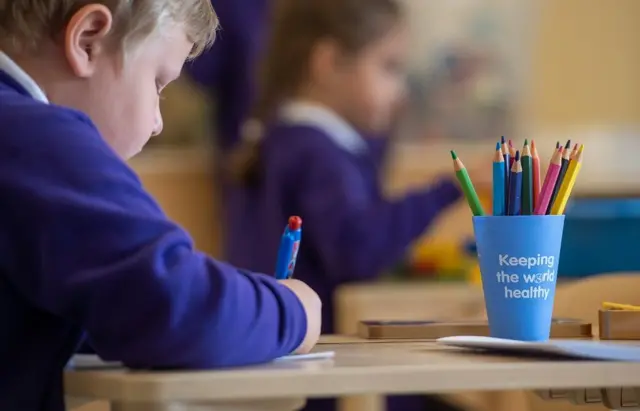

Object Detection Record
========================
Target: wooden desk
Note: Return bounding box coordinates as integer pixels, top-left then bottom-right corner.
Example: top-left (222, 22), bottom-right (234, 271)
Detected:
top-left (334, 282), bottom-right (487, 411)
top-left (65, 341), bottom-right (640, 411)
top-left (334, 282), bottom-right (485, 335)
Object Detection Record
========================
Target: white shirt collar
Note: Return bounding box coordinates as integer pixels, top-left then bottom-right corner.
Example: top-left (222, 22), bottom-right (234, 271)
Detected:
top-left (278, 101), bottom-right (367, 155)
top-left (0, 51), bottom-right (48, 103)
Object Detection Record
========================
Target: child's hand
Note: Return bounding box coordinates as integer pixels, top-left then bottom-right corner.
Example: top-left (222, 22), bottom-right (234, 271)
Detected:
top-left (279, 279), bottom-right (322, 354)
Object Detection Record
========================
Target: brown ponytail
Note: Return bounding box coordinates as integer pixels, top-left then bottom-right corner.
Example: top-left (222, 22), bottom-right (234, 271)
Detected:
top-left (230, 0), bottom-right (402, 186)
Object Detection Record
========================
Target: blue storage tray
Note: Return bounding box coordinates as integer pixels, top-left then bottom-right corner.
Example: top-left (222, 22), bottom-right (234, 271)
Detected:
top-left (559, 198), bottom-right (640, 277)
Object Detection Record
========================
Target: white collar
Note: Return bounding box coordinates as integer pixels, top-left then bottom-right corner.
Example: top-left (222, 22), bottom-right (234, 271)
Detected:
top-left (278, 101), bottom-right (367, 155)
top-left (0, 51), bottom-right (48, 103)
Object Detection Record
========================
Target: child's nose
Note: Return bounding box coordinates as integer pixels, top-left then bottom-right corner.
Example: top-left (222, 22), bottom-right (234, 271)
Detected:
top-left (152, 109), bottom-right (164, 137)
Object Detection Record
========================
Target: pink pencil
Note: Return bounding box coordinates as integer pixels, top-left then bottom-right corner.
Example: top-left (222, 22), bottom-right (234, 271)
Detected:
top-left (534, 147), bottom-right (564, 215)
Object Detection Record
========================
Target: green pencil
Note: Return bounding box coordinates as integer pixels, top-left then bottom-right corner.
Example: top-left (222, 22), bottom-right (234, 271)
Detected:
top-left (521, 140), bottom-right (533, 214)
top-left (451, 150), bottom-right (485, 216)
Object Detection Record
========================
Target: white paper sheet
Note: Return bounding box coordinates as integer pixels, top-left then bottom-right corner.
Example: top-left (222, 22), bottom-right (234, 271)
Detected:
top-left (275, 351), bottom-right (335, 362)
top-left (437, 336), bottom-right (640, 361)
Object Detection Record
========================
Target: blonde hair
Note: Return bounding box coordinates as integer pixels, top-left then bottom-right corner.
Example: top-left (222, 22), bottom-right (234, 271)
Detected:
top-left (0, 0), bottom-right (217, 58)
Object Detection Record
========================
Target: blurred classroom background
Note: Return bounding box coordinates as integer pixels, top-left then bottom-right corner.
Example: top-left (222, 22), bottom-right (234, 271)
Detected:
top-left (126, 2), bottom-right (639, 411)
top-left (135, 0), bottom-right (640, 282)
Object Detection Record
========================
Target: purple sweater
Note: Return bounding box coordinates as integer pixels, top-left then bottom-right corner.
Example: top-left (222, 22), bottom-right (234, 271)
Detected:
top-left (0, 70), bottom-right (307, 411)
top-left (185, 0), bottom-right (269, 151)
top-left (227, 123), bottom-right (462, 334)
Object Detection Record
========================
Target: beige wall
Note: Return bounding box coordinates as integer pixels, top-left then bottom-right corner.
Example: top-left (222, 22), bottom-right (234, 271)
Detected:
top-left (526, 0), bottom-right (640, 129)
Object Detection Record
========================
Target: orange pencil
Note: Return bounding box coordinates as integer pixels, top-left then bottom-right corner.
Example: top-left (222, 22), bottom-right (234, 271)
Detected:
top-left (534, 147), bottom-right (563, 215)
top-left (531, 139), bottom-right (541, 208)
top-left (508, 139), bottom-right (516, 168)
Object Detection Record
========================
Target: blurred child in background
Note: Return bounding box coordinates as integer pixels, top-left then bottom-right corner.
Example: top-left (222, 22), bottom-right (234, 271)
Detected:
top-left (228, 0), bottom-right (480, 410)
top-left (186, 0), bottom-right (391, 258)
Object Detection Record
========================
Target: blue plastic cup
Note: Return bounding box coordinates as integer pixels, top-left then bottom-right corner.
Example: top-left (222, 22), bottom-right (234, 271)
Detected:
top-left (473, 215), bottom-right (565, 341)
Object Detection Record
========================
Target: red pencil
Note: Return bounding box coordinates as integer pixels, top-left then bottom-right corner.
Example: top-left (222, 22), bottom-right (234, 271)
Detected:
top-left (534, 147), bottom-right (563, 215)
top-left (531, 139), bottom-right (541, 207)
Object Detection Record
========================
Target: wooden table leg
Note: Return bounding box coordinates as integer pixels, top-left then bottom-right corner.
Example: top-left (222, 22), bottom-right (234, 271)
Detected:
top-left (110, 398), bottom-right (306, 411)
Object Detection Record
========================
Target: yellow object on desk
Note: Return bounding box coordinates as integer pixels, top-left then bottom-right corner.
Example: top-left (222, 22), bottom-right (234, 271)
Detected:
top-left (468, 263), bottom-right (482, 285)
top-left (410, 241), bottom-right (462, 273)
top-left (602, 302), bottom-right (640, 311)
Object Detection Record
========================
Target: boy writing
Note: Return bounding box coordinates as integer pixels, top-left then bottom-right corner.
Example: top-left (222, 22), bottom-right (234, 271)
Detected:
top-left (0, 1), bottom-right (321, 410)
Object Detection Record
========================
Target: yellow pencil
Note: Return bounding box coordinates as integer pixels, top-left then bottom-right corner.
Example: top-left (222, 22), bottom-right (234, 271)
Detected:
top-left (550, 144), bottom-right (584, 215)
top-left (602, 302), bottom-right (640, 311)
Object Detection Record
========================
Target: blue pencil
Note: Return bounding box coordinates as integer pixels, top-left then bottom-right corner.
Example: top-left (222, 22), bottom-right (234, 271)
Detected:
top-left (492, 142), bottom-right (506, 216)
top-left (508, 151), bottom-right (523, 216)
top-left (501, 136), bottom-right (510, 209)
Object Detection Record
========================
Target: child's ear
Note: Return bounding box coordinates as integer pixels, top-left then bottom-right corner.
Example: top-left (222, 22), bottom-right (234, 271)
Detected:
top-left (308, 38), bottom-right (342, 87)
top-left (64, 4), bottom-right (114, 77)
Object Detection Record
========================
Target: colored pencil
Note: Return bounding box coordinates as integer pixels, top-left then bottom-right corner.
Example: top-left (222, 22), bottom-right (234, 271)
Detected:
top-left (550, 144), bottom-right (584, 215)
top-left (531, 139), bottom-right (541, 208)
top-left (569, 143), bottom-right (579, 160)
top-left (534, 147), bottom-right (563, 215)
top-left (547, 140), bottom-right (572, 214)
top-left (564, 139), bottom-right (572, 153)
top-left (451, 150), bottom-right (485, 216)
top-left (492, 142), bottom-right (506, 216)
top-left (521, 140), bottom-right (533, 215)
top-left (507, 151), bottom-right (522, 216)
top-left (556, 141), bottom-right (560, 149)
top-left (501, 136), bottom-right (510, 208)
top-left (508, 139), bottom-right (516, 168)
top-left (602, 301), bottom-right (640, 311)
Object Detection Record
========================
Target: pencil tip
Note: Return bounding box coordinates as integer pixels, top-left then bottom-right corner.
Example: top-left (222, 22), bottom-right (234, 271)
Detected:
top-left (574, 143), bottom-right (579, 149)
top-left (508, 139), bottom-right (513, 147)
top-left (450, 150), bottom-right (457, 160)
top-left (556, 141), bottom-right (560, 148)
top-left (565, 139), bottom-right (571, 149)
top-left (515, 150), bottom-right (520, 161)
top-left (524, 139), bottom-right (528, 146)
top-left (501, 136), bottom-right (505, 143)
top-left (495, 142), bottom-right (500, 150)
top-left (578, 144), bottom-right (584, 153)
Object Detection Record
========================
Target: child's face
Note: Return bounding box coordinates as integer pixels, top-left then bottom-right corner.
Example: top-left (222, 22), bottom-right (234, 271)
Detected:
top-left (51, 6), bottom-right (193, 159)
top-left (337, 24), bottom-right (409, 134)
top-left (86, 30), bottom-right (192, 159)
